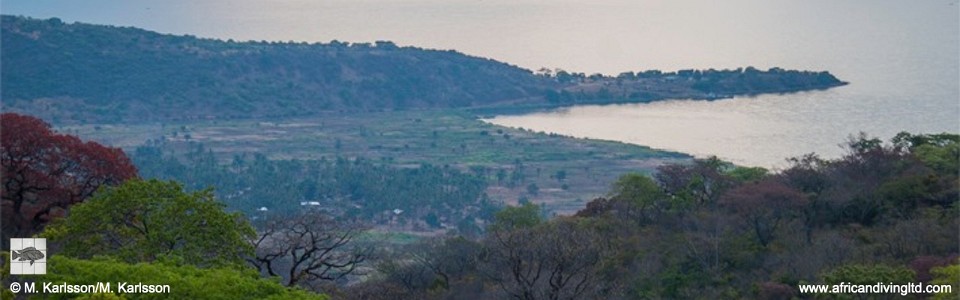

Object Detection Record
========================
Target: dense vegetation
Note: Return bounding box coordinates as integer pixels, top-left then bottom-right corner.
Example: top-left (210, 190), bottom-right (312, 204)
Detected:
top-left (7, 179), bottom-right (330, 299)
top-left (42, 179), bottom-right (255, 268)
top-left (2, 253), bottom-right (327, 300)
top-left (131, 144), bottom-right (495, 231)
top-left (2, 115), bottom-right (338, 299)
top-left (2, 15), bottom-right (845, 124)
top-left (63, 110), bottom-right (688, 216)
top-left (539, 67), bottom-right (847, 106)
top-left (344, 132), bottom-right (959, 299)
top-left (1, 15), bottom-right (551, 123)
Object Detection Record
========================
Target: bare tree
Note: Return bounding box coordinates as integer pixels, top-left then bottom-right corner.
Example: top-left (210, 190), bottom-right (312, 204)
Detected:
top-left (368, 236), bottom-right (484, 299)
top-left (249, 212), bottom-right (371, 287)
top-left (479, 218), bottom-right (608, 300)
top-left (377, 260), bottom-right (432, 291)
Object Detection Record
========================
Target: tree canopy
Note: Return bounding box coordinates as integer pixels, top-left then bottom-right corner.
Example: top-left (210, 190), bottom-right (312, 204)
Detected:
top-left (35, 255), bottom-right (327, 300)
top-left (132, 145), bottom-right (493, 229)
top-left (42, 179), bottom-right (255, 268)
top-left (1, 112), bottom-right (137, 247)
top-left (352, 132), bottom-right (959, 299)
top-left (489, 203), bottom-right (542, 231)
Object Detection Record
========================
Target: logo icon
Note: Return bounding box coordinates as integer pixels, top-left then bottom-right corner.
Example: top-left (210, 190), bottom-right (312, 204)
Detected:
top-left (9, 238), bottom-right (47, 275)
top-left (13, 247), bottom-right (44, 265)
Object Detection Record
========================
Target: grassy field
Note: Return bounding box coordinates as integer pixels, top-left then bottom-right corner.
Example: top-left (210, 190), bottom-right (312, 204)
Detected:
top-left (59, 110), bottom-right (690, 215)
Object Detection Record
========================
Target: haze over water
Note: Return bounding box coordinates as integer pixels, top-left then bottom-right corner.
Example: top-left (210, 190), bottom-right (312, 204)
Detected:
top-left (5, 0), bottom-right (959, 168)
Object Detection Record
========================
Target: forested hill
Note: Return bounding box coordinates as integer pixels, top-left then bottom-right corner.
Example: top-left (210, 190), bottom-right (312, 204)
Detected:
top-left (2, 15), bottom-right (846, 124)
top-left (1, 15), bottom-right (553, 123)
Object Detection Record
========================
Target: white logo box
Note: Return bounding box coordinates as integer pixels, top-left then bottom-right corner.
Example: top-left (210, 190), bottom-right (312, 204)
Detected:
top-left (10, 238), bottom-right (47, 275)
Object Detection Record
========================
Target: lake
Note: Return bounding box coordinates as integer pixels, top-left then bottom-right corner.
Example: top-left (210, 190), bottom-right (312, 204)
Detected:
top-left (5, 0), bottom-right (959, 168)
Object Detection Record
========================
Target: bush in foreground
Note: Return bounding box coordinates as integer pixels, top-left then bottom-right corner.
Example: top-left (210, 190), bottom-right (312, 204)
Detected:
top-left (33, 255), bottom-right (326, 300)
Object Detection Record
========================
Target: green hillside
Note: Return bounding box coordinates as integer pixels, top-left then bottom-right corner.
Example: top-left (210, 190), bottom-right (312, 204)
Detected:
top-left (1, 15), bottom-right (553, 123)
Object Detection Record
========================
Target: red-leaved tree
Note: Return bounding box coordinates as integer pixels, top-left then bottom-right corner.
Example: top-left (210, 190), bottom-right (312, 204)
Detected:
top-left (1, 113), bottom-right (137, 247)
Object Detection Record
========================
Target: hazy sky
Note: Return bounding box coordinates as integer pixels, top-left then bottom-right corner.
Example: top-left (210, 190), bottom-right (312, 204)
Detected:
top-left (5, 0), bottom-right (957, 75)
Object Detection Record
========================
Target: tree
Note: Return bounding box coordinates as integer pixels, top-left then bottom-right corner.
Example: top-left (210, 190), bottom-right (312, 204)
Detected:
top-left (781, 153), bottom-right (831, 243)
top-left (424, 212), bottom-right (441, 228)
top-left (893, 132), bottom-right (960, 175)
top-left (819, 264), bottom-right (916, 298)
top-left (1, 113), bottom-right (137, 247)
top-left (655, 158), bottom-right (734, 273)
top-left (1, 252), bottom-right (13, 299)
top-left (35, 255), bottom-right (327, 300)
top-left (490, 203), bottom-right (542, 231)
top-left (726, 166), bottom-right (768, 183)
top-left (413, 237), bottom-right (482, 290)
top-left (554, 170), bottom-right (567, 182)
top-left (526, 183), bottom-right (540, 196)
top-left (781, 153), bottom-right (831, 196)
top-left (479, 218), bottom-right (608, 300)
top-left (496, 169), bottom-right (508, 185)
top-left (42, 179), bottom-right (254, 268)
top-left (609, 173), bottom-right (666, 222)
top-left (819, 133), bottom-right (929, 226)
top-left (655, 157), bottom-right (732, 210)
top-left (930, 261), bottom-right (959, 300)
top-left (249, 212), bottom-right (371, 288)
top-left (719, 179), bottom-right (807, 247)
top-left (379, 236), bottom-right (483, 293)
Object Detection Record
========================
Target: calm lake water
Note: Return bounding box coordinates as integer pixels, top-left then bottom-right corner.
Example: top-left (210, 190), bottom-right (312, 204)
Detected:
top-left (5, 0), bottom-right (959, 168)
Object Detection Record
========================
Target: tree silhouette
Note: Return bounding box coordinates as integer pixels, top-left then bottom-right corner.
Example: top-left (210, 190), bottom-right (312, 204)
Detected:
top-left (249, 211), bottom-right (371, 287)
top-left (1, 113), bottom-right (137, 247)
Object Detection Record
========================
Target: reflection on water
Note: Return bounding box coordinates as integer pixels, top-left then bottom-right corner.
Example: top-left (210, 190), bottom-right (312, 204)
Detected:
top-left (486, 83), bottom-right (957, 168)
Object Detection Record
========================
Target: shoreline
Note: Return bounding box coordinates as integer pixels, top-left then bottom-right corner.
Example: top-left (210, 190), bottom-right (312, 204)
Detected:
top-left (467, 80), bottom-right (848, 117)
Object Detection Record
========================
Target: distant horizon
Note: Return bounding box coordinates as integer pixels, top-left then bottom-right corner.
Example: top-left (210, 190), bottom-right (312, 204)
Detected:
top-left (1, 14), bottom-right (848, 77)
top-left (12, 0), bottom-right (952, 76)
